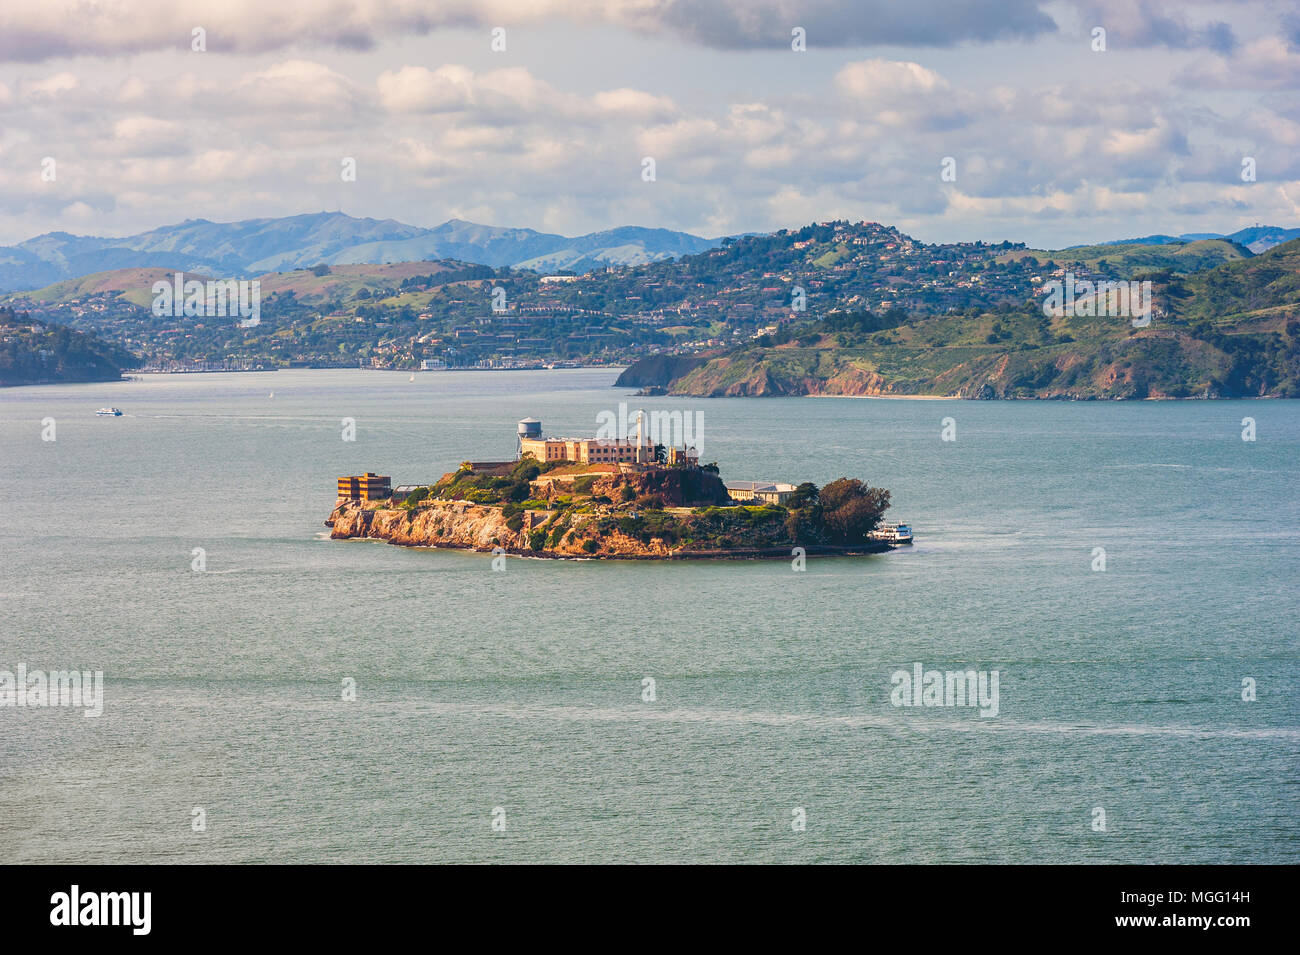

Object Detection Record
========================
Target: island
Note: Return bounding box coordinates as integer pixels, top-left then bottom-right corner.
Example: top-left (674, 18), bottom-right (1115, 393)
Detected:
top-left (327, 418), bottom-right (898, 560)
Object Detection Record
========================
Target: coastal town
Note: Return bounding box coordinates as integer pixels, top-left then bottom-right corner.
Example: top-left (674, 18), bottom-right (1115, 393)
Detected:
top-left (329, 415), bottom-right (906, 558)
top-left (2, 220), bottom-right (1135, 375)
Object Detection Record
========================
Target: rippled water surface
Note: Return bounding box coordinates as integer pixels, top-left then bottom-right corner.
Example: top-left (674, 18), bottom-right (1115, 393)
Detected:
top-left (1, 369), bottom-right (1296, 862)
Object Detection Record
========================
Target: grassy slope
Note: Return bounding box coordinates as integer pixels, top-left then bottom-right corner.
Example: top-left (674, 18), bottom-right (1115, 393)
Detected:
top-left (996, 238), bottom-right (1251, 276)
top-left (1, 261), bottom-right (478, 311)
top-left (10, 267), bottom-right (185, 308)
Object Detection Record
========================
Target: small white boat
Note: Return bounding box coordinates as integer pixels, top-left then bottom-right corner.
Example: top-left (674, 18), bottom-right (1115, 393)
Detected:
top-left (95, 407), bottom-right (122, 416)
top-left (869, 522), bottom-right (913, 544)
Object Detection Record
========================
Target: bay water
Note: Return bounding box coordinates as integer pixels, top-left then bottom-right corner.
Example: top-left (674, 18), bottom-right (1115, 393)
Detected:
top-left (1, 369), bottom-right (1295, 863)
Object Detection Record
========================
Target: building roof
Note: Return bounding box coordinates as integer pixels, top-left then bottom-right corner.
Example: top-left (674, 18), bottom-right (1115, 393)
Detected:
top-left (523, 435), bottom-right (653, 446)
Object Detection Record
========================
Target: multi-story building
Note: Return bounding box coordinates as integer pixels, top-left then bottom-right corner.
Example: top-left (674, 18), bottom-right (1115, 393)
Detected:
top-left (337, 472), bottom-right (391, 501)
top-left (520, 436), bottom-right (654, 465)
top-left (516, 417), bottom-right (697, 467)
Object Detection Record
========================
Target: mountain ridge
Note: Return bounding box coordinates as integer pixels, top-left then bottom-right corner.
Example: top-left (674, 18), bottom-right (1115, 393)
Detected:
top-left (4, 211), bottom-right (1295, 293)
top-left (1094, 225), bottom-right (1300, 254)
top-left (0, 212), bottom-right (720, 292)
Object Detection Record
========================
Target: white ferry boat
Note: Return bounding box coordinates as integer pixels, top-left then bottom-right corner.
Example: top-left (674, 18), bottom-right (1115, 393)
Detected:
top-left (869, 522), bottom-right (913, 545)
top-left (95, 407), bottom-right (122, 416)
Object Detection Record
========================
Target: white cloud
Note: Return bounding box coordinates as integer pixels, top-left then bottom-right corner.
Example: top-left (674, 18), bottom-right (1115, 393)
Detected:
top-left (1180, 36), bottom-right (1300, 90)
top-left (836, 59), bottom-right (950, 99)
top-left (378, 65), bottom-right (475, 113)
top-left (0, 3), bottom-right (1294, 248)
top-left (21, 71), bottom-right (78, 98)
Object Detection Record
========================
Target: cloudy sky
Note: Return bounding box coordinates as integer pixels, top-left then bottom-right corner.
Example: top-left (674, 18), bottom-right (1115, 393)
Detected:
top-left (0, 0), bottom-right (1297, 248)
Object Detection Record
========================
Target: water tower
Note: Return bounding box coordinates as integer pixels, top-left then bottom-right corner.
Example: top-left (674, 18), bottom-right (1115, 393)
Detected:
top-left (517, 418), bottom-right (542, 458)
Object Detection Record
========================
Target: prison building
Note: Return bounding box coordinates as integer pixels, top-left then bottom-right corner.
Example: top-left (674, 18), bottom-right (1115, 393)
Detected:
top-left (337, 472), bottom-right (392, 501)
top-left (519, 436), bottom-right (655, 465)
top-left (725, 481), bottom-right (796, 505)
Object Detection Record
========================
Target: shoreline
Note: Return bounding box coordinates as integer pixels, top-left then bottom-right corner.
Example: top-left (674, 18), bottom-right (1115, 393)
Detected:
top-left (330, 527), bottom-right (892, 561)
top-left (803, 392), bottom-right (954, 401)
top-left (128, 363), bottom-right (623, 376)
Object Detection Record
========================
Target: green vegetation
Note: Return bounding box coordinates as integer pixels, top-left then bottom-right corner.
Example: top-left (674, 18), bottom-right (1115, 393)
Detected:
top-left (577, 476), bottom-right (889, 551)
top-left (0, 220), bottom-right (1126, 371)
top-left (400, 486), bottom-right (430, 508)
top-left (997, 239), bottom-right (1250, 278)
top-left (658, 240), bottom-right (1300, 399)
top-left (382, 449), bottom-right (891, 555)
top-left (25, 219), bottom-right (1291, 398)
top-left (428, 458), bottom-right (553, 505)
top-left (0, 309), bottom-right (136, 386)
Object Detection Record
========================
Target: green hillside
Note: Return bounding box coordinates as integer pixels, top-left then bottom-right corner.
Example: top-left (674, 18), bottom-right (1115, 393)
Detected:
top-left (3, 220), bottom-right (1294, 390)
top-left (662, 241), bottom-right (1300, 399)
top-left (0, 308), bottom-right (137, 386)
top-left (997, 238), bottom-right (1251, 277)
top-left (1167, 238), bottom-right (1300, 325)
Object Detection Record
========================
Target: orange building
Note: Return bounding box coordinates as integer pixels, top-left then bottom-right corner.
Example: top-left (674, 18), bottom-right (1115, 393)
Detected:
top-left (337, 472), bottom-right (392, 501)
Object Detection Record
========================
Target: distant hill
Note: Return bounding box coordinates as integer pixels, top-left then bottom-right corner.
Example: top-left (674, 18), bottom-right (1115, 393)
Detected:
top-left (6, 217), bottom-right (1298, 397)
top-left (0, 212), bottom-right (720, 292)
top-left (1096, 226), bottom-right (1300, 254)
top-left (513, 227), bottom-right (720, 272)
top-left (1168, 237), bottom-right (1300, 325)
top-left (12, 260), bottom-right (495, 311)
top-left (652, 239), bottom-right (1300, 400)
top-left (0, 308), bottom-right (136, 386)
top-left (999, 238), bottom-right (1252, 275)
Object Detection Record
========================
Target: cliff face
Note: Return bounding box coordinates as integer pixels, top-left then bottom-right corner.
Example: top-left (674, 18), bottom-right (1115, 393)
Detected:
top-left (331, 499), bottom-right (533, 550)
top-left (668, 354), bottom-right (895, 397)
top-left (329, 499), bottom-right (680, 558)
top-left (613, 353), bottom-right (711, 388)
top-left (328, 498), bottom-right (889, 559)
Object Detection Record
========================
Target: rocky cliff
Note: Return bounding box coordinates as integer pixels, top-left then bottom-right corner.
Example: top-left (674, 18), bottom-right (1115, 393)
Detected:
top-left (330, 499), bottom-right (691, 558)
top-left (614, 353), bottom-right (712, 388)
top-left (328, 498), bottom-right (888, 559)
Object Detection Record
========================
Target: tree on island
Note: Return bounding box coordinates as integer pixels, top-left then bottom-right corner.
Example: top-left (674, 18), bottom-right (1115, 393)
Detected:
top-left (786, 482), bottom-right (819, 509)
top-left (819, 478), bottom-right (891, 545)
top-left (781, 478), bottom-right (890, 546)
